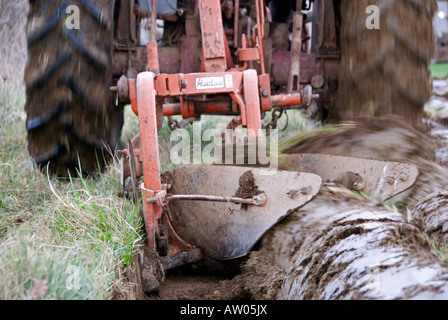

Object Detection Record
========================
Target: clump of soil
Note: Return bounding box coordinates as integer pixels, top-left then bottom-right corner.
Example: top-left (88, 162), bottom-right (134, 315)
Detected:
top-left (161, 171), bottom-right (175, 186)
top-left (233, 171), bottom-right (264, 210)
top-left (233, 171), bottom-right (264, 199)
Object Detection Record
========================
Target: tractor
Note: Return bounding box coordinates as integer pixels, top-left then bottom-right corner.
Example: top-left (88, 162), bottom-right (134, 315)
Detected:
top-left (25, 0), bottom-right (437, 293)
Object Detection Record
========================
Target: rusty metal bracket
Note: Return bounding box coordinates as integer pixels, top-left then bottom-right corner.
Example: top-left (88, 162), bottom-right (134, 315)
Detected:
top-left (287, 9), bottom-right (304, 93)
top-left (128, 138), bottom-right (141, 205)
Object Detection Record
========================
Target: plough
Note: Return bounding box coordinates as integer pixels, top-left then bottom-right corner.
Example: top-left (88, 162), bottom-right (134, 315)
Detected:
top-left (113, 0), bottom-right (419, 293)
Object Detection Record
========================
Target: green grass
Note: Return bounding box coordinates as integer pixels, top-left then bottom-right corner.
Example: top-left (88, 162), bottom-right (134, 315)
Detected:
top-left (431, 240), bottom-right (448, 265)
top-left (0, 84), bottom-right (143, 300)
top-left (430, 63), bottom-right (448, 79)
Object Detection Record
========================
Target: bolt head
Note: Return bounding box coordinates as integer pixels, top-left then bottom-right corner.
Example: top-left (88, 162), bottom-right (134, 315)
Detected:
top-left (300, 186), bottom-right (311, 195)
top-left (386, 176), bottom-right (395, 185)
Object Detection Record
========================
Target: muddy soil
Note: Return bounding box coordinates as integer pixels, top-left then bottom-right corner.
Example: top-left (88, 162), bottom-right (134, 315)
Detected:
top-left (250, 188), bottom-right (448, 300)
top-left (113, 257), bottom-right (253, 300)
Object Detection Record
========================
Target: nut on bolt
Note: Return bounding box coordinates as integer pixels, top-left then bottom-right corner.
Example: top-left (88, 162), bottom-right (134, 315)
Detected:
top-left (301, 85), bottom-right (319, 109)
top-left (300, 186), bottom-right (311, 195)
top-left (287, 189), bottom-right (299, 199)
top-left (147, 190), bottom-right (169, 207)
top-left (253, 193), bottom-right (268, 206)
top-left (110, 75), bottom-right (129, 103)
top-left (385, 176), bottom-right (395, 185)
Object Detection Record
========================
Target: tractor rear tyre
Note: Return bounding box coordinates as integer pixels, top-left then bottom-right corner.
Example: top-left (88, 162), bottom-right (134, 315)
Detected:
top-left (25, 0), bottom-right (122, 176)
top-left (335, 0), bottom-right (437, 127)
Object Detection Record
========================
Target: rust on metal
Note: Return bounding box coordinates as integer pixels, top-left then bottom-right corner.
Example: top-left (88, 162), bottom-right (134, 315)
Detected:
top-left (128, 138), bottom-right (141, 205)
top-left (287, 9), bottom-right (304, 93)
top-left (254, 0), bottom-right (266, 74)
top-left (243, 69), bottom-right (262, 138)
top-left (233, 0), bottom-right (240, 48)
top-left (129, 78), bottom-right (138, 115)
top-left (147, 41), bottom-right (160, 74)
top-left (199, 0), bottom-right (227, 72)
top-left (237, 48), bottom-right (261, 62)
top-left (150, 0), bottom-right (158, 42)
top-left (271, 93), bottom-right (302, 108)
top-left (258, 74), bottom-right (271, 112)
top-left (136, 72), bottom-right (162, 250)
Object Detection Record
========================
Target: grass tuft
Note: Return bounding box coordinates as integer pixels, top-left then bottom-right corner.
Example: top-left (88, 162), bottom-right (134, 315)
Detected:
top-left (430, 63), bottom-right (448, 79)
top-left (0, 81), bottom-right (143, 300)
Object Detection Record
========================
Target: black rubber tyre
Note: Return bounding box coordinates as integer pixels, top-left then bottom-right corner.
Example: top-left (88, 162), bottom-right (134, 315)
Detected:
top-left (25, 0), bottom-right (123, 176)
top-left (335, 0), bottom-right (437, 127)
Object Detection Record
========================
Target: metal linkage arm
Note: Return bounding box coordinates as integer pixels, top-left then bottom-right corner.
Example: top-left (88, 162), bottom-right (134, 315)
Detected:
top-left (146, 190), bottom-right (268, 207)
